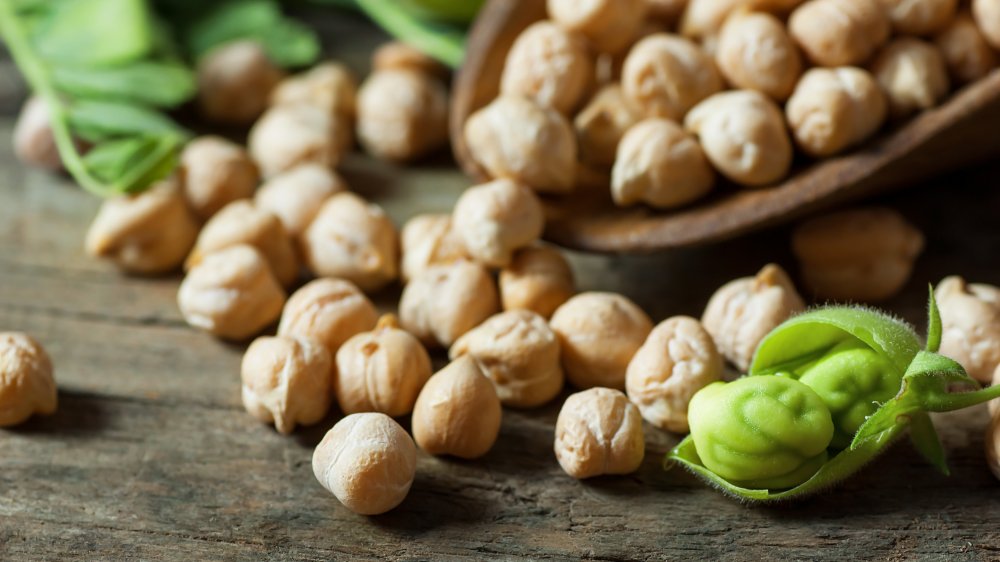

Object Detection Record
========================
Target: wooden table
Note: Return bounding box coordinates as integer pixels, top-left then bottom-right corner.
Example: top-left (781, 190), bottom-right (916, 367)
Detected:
top-left (3, 11), bottom-right (1000, 561)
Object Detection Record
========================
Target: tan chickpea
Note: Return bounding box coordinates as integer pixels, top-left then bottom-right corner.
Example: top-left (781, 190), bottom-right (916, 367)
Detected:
top-left (270, 62), bottom-right (358, 119)
top-left (684, 90), bottom-right (792, 187)
top-left (254, 164), bottom-right (347, 238)
top-left (0, 333), bottom-right (57, 427)
top-left (499, 22), bottom-right (593, 115)
top-left (411, 355), bottom-right (502, 459)
top-left (646, 0), bottom-right (689, 24)
top-left (989, 364), bottom-right (1000, 417)
top-left (197, 40), bottom-right (284, 124)
top-left (248, 103), bottom-right (349, 179)
top-left (312, 413), bottom-right (417, 515)
top-left (715, 11), bottom-right (802, 102)
top-left (625, 316), bottom-right (723, 433)
top-left (400, 214), bottom-right (469, 282)
top-left (702, 263), bottom-right (805, 371)
top-left (241, 335), bottom-right (332, 434)
top-left (180, 136), bottom-right (259, 220)
top-left (621, 33), bottom-right (723, 121)
top-left (452, 179), bottom-right (544, 268)
top-left (554, 387), bottom-right (645, 479)
top-left (574, 85), bottom-right (640, 168)
top-left (935, 276), bottom-right (1000, 384)
top-left (785, 67), bottom-right (887, 157)
top-left (612, 118), bottom-right (715, 209)
top-left (177, 245), bottom-right (287, 341)
top-left (357, 69), bottom-right (449, 162)
top-left (399, 260), bottom-right (500, 348)
top-left (679, 0), bottom-right (746, 42)
top-left (792, 208), bottom-right (924, 302)
top-left (277, 278), bottom-right (379, 355)
top-left (451, 310), bottom-right (564, 408)
top-left (935, 12), bottom-right (998, 84)
top-left (372, 41), bottom-right (449, 78)
top-left (300, 193), bottom-right (399, 293)
top-left (547, 0), bottom-right (649, 54)
top-left (186, 200), bottom-right (299, 288)
top-left (789, 0), bottom-right (891, 67)
top-left (334, 315), bottom-right (432, 417)
top-left (464, 95), bottom-right (577, 194)
top-left (878, 0), bottom-right (957, 35)
top-left (13, 96), bottom-right (62, 171)
top-left (85, 178), bottom-right (199, 275)
top-left (974, 0), bottom-right (1000, 49)
top-left (550, 292), bottom-right (653, 390)
top-left (871, 38), bottom-right (950, 119)
top-left (986, 413), bottom-right (1000, 482)
top-left (499, 245), bottom-right (576, 319)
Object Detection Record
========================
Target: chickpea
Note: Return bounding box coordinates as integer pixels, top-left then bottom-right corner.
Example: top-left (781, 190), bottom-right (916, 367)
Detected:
top-left (372, 41), bottom-right (449, 78)
top-left (785, 67), bottom-right (887, 157)
top-left (300, 193), bottom-right (399, 293)
top-left (499, 245), bottom-right (576, 319)
top-left (180, 136), bottom-right (259, 220)
top-left (702, 263), bottom-right (805, 371)
top-left (684, 90), bottom-right (792, 187)
top-left (254, 164), bottom-right (347, 238)
top-left (399, 260), bottom-right (500, 348)
top-left (679, 0), bottom-right (746, 42)
top-left (625, 316), bottom-right (724, 433)
top-left (547, 0), bottom-right (649, 55)
top-left (550, 292), bottom-right (653, 390)
top-left (270, 62), bottom-right (358, 119)
top-left (186, 200), bottom-right (299, 288)
top-left (197, 40), bottom-right (284, 124)
top-left (935, 12), bottom-right (998, 84)
top-left (973, 0), bottom-right (1000, 49)
top-left (357, 69), bottom-right (449, 162)
top-left (935, 276), bottom-right (1000, 384)
top-left (248, 104), bottom-right (349, 179)
top-left (715, 11), bottom-right (802, 102)
top-left (0, 333), bottom-right (57, 427)
top-left (646, 0), bottom-right (689, 24)
top-left (871, 38), bottom-right (950, 119)
top-left (499, 22), bottom-right (593, 115)
top-left (990, 364), bottom-right (1000, 417)
top-left (177, 245), bottom-right (287, 341)
top-left (574, 85), bottom-right (640, 168)
top-left (554, 387), bottom-right (645, 479)
top-left (334, 315), bottom-right (432, 417)
top-left (792, 208), bottom-right (924, 302)
top-left (612, 118), bottom-right (715, 209)
top-left (878, 0), bottom-right (957, 35)
top-left (85, 178), bottom-right (199, 275)
top-left (278, 278), bottom-right (379, 356)
top-left (312, 413), bottom-right (417, 515)
top-left (451, 310), bottom-right (564, 408)
top-left (13, 96), bottom-right (62, 171)
top-left (987, 413), bottom-right (1000, 482)
top-left (452, 179), bottom-right (545, 268)
top-left (464, 95), bottom-right (577, 194)
top-left (411, 355), bottom-right (502, 459)
top-left (400, 214), bottom-right (469, 282)
top-left (241, 336), bottom-right (332, 434)
top-left (621, 33), bottom-right (723, 121)
top-left (789, 0), bottom-right (891, 67)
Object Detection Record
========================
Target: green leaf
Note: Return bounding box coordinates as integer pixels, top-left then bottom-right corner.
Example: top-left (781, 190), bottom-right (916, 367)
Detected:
top-left (182, 0), bottom-right (318, 67)
top-left (926, 285), bottom-right (942, 353)
top-left (909, 412), bottom-right (949, 476)
top-left (354, 0), bottom-right (467, 67)
top-left (33, 0), bottom-right (155, 65)
top-left (51, 61), bottom-right (195, 108)
top-left (256, 19), bottom-right (321, 67)
top-left (67, 99), bottom-right (189, 143)
top-left (83, 135), bottom-right (181, 193)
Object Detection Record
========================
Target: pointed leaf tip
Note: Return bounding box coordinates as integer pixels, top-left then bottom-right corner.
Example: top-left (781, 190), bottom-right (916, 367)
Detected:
top-left (926, 285), bottom-right (942, 353)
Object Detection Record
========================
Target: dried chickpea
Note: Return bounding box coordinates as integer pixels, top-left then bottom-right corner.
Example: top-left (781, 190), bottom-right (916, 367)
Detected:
top-left (871, 38), bottom-right (950, 119)
top-left (792, 208), bottom-right (925, 302)
top-left (177, 245), bottom-right (286, 341)
top-left (625, 316), bottom-right (724, 433)
top-left (679, 0), bottom-right (747, 42)
top-left (312, 413), bottom-right (416, 515)
top-left (789, 0), bottom-right (891, 67)
top-left (451, 310), bottom-right (564, 408)
top-left (621, 33), bottom-right (723, 121)
top-left (612, 118), bottom-right (715, 209)
top-left (13, 96), bottom-right (62, 171)
top-left (300, 193), bottom-right (399, 293)
top-left (990, 364), bottom-right (1000, 417)
top-left (270, 62), bottom-right (358, 119)
top-left (554, 387), bottom-right (645, 479)
top-left (357, 69), bottom-right (449, 162)
top-left (550, 292), bottom-right (653, 390)
top-left (248, 104), bottom-right (348, 179)
top-left (254, 164), bottom-right (347, 238)
top-left (646, 0), bottom-right (689, 23)
top-left (987, 413), bottom-right (1000, 481)
top-left (0, 333), bottom-right (57, 427)
top-left (499, 21), bottom-right (593, 114)
top-left (878, 0), bottom-right (958, 35)
top-left (934, 12), bottom-right (998, 84)
top-left (180, 136), bottom-right (259, 220)
top-left (197, 40), bottom-right (284, 124)
top-left (464, 95), bottom-right (577, 194)
top-left (684, 90), bottom-right (792, 187)
top-left (278, 278), bottom-right (379, 356)
top-left (499, 245), bottom-right (576, 319)
top-left (400, 214), bottom-right (469, 282)
top-left (702, 263), bottom-right (805, 371)
top-left (785, 67), bottom-right (887, 157)
top-left (85, 178), bottom-right (199, 275)
top-left (935, 276), bottom-right (1000, 384)
top-left (547, 0), bottom-right (649, 55)
top-left (399, 260), bottom-right (500, 348)
top-left (241, 335), bottom-right (332, 434)
top-left (452, 179), bottom-right (544, 268)
top-left (574, 85), bottom-right (640, 168)
top-left (411, 355), bottom-right (502, 459)
top-left (715, 11), bottom-right (802, 102)
top-left (372, 41), bottom-right (449, 78)
top-left (974, 0), bottom-right (1000, 49)
top-left (186, 200), bottom-right (299, 288)
top-left (334, 315), bottom-right (432, 417)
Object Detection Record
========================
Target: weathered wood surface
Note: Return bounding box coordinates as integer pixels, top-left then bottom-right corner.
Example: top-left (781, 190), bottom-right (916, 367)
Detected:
top-left (3, 11), bottom-right (1000, 562)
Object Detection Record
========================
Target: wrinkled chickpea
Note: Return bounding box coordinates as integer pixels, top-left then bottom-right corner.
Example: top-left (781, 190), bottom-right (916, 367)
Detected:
top-left (334, 315), bottom-right (432, 417)
top-left (871, 38), bottom-right (950, 119)
top-left (452, 179), bottom-right (545, 268)
top-left (715, 11), bottom-right (802, 102)
top-left (180, 136), bottom-right (259, 220)
top-left (934, 12), bottom-right (998, 85)
top-left (974, 0), bottom-right (1000, 49)
top-left (85, 178), bottom-right (199, 275)
top-left (547, 0), bottom-right (649, 55)
top-left (987, 413), bottom-right (1000, 482)
top-left (464, 95), bottom-right (577, 194)
top-left (399, 260), bottom-right (500, 348)
top-left (372, 41), bottom-right (449, 78)
top-left (411, 355), bottom-right (502, 459)
top-left (254, 164), bottom-right (347, 238)
top-left (679, 0), bottom-right (746, 43)
top-left (312, 413), bottom-right (416, 515)
top-left (499, 245), bottom-right (576, 319)
top-left (241, 335), bottom-right (332, 434)
top-left (248, 103), bottom-right (349, 179)
top-left (177, 245), bottom-right (287, 341)
top-left (702, 263), bottom-right (805, 371)
top-left (357, 69), bottom-right (449, 162)
top-left (612, 118), bottom-right (715, 209)
top-left (550, 292), bottom-right (653, 390)
top-left (400, 214), bottom-right (469, 282)
top-left (574, 85), bottom-right (640, 168)
top-left (621, 33), bottom-right (723, 121)
top-left (451, 310), bottom-right (564, 408)
top-left (792, 208), bottom-right (924, 302)
top-left (499, 21), bottom-right (593, 115)
top-left (270, 62), bottom-right (358, 119)
top-left (554, 387), bottom-right (645, 479)
top-left (785, 67), bottom-right (887, 157)
top-left (935, 276), bottom-right (1000, 384)
top-left (684, 90), bottom-right (792, 187)
top-left (278, 278), bottom-right (379, 355)
top-left (197, 40), bottom-right (284, 124)
top-left (789, 0), bottom-right (891, 67)
top-left (0, 332), bottom-right (57, 428)
top-left (625, 316), bottom-right (724, 433)
top-left (878, 0), bottom-right (957, 35)
top-left (13, 96), bottom-right (62, 171)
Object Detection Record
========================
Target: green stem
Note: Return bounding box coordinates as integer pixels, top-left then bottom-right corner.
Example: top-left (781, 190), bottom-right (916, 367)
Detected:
top-left (353, 0), bottom-right (465, 67)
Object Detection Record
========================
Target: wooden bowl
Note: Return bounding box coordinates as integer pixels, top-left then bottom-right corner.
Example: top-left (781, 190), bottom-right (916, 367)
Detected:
top-left (450, 0), bottom-right (1000, 253)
